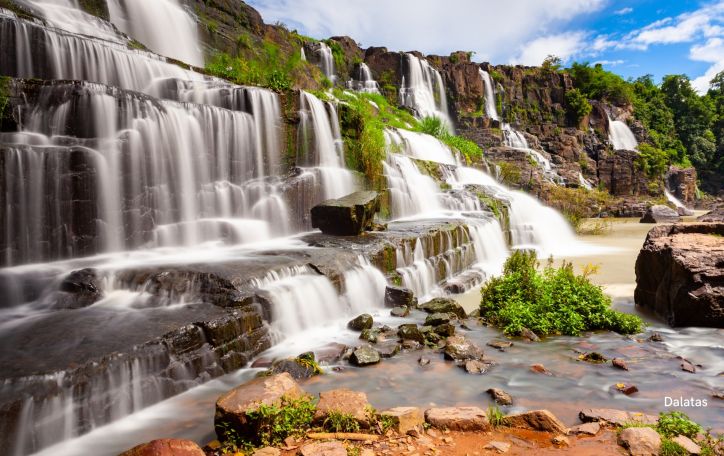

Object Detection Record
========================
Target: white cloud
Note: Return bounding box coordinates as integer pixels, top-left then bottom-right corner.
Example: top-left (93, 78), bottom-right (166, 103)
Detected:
top-left (247, 0), bottom-right (606, 63)
top-left (510, 31), bottom-right (588, 65)
top-left (614, 7), bottom-right (633, 15)
top-left (593, 59), bottom-right (625, 66)
top-left (690, 37), bottom-right (724, 93)
top-left (623, 3), bottom-right (724, 49)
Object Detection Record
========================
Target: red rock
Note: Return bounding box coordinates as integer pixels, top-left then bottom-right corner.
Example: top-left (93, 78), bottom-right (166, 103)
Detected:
top-left (425, 407), bottom-right (489, 431)
top-left (618, 427), bottom-right (661, 456)
top-left (503, 410), bottom-right (567, 434)
top-left (530, 364), bottom-right (552, 375)
top-left (119, 439), bottom-right (205, 456)
top-left (314, 389), bottom-right (371, 426)
top-left (579, 408), bottom-right (658, 426)
top-left (612, 358), bottom-right (629, 370)
top-left (380, 407), bottom-right (424, 434)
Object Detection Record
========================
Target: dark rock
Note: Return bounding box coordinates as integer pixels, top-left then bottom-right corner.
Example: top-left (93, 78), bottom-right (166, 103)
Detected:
top-left (681, 360), bottom-right (697, 373)
top-left (433, 323), bottom-right (455, 337)
top-left (348, 314), bottom-right (374, 331)
top-left (443, 335), bottom-right (483, 361)
top-left (667, 166), bottom-right (698, 205)
top-left (398, 324), bottom-right (425, 342)
top-left (648, 332), bottom-right (664, 342)
top-left (580, 352), bottom-right (607, 363)
top-left (390, 306), bottom-right (410, 317)
top-left (269, 353), bottom-right (320, 380)
top-left (311, 191), bottom-right (380, 236)
top-left (612, 358), bottom-right (629, 370)
top-left (377, 343), bottom-right (401, 358)
top-left (349, 346), bottom-right (381, 366)
top-left (486, 388), bottom-right (513, 406)
top-left (613, 383), bottom-right (639, 395)
top-left (419, 297), bottom-right (466, 318)
top-left (384, 286), bottom-right (417, 308)
top-left (698, 207), bottom-right (724, 222)
top-left (677, 206), bottom-right (695, 216)
top-left (487, 340), bottom-right (513, 351)
top-left (520, 327), bottom-right (540, 342)
top-left (424, 312), bottom-right (453, 326)
top-left (359, 328), bottom-right (379, 343)
top-left (634, 223), bottom-right (724, 327)
top-left (401, 340), bottom-right (422, 350)
top-left (55, 268), bottom-right (103, 309)
top-left (639, 205), bottom-right (680, 223)
top-left (418, 356), bottom-right (431, 366)
top-left (119, 438), bottom-right (205, 456)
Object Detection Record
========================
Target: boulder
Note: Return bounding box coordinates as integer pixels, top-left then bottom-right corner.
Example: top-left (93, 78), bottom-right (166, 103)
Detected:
top-left (348, 314), bottom-right (374, 331)
top-left (359, 328), bottom-right (379, 343)
top-left (520, 327), bottom-right (540, 342)
top-left (311, 191), bottom-right (380, 236)
top-left (269, 353), bottom-right (320, 380)
top-left (568, 422), bottom-right (600, 436)
top-left (618, 427), bottom-right (661, 456)
top-left (639, 205), bottom-right (680, 223)
top-left (214, 373), bottom-right (304, 441)
top-left (433, 323), bottom-right (455, 337)
top-left (503, 410), bottom-right (567, 434)
top-left (299, 441), bottom-right (347, 456)
top-left (55, 268), bottom-right (103, 309)
top-left (424, 312), bottom-right (453, 326)
top-left (634, 223), bottom-right (724, 327)
top-left (397, 324), bottom-right (425, 342)
top-left (486, 388), bottom-right (513, 406)
top-left (612, 358), bottom-right (629, 370)
top-left (579, 408), bottom-right (658, 426)
top-left (384, 286), bottom-right (417, 308)
top-left (390, 306), bottom-right (410, 317)
top-left (349, 346), bottom-right (381, 366)
top-left (314, 388), bottom-right (371, 426)
top-left (443, 335), bottom-right (483, 361)
top-left (698, 207), bottom-right (724, 222)
top-left (380, 407), bottom-right (424, 434)
top-left (672, 435), bottom-right (701, 454)
top-left (419, 297), bottom-right (466, 318)
top-left (119, 439), bottom-right (205, 456)
top-left (425, 406), bottom-right (490, 431)
top-left (376, 342), bottom-right (401, 358)
top-left (464, 359), bottom-right (493, 374)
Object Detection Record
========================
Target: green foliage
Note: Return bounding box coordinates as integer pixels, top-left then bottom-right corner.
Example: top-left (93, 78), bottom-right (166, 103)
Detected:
top-left (568, 62), bottom-right (633, 106)
top-left (416, 116), bottom-right (483, 161)
top-left (0, 76), bottom-right (10, 121)
top-left (657, 411), bottom-right (702, 438)
top-left (635, 143), bottom-right (670, 178)
top-left (496, 161), bottom-right (522, 185)
top-left (565, 88), bottom-right (592, 125)
top-left (660, 439), bottom-right (688, 456)
top-left (323, 411), bottom-right (361, 433)
top-left (541, 55), bottom-right (562, 73)
top-left (480, 250), bottom-right (643, 337)
top-left (296, 352), bottom-right (323, 375)
top-left (245, 395), bottom-right (316, 446)
top-left (365, 405), bottom-right (396, 434)
top-left (487, 405), bottom-right (505, 428)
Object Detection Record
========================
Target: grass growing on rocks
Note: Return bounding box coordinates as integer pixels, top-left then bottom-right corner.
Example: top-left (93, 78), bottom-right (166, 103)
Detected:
top-left (480, 250), bottom-right (643, 337)
top-left (417, 116), bottom-right (484, 162)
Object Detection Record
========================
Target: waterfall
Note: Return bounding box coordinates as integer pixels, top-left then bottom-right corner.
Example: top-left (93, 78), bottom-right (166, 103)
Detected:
top-left (106, 0), bottom-right (203, 67)
top-left (480, 69), bottom-right (499, 121)
top-left (665, 189), bottom-right (689, 211)
top-left (300, 47), bottom-right (307, 61)
top-left (316, 42), bottom-right (336, 81)
top-left (346, 63), bottom-right (379, 93)
top-left (297, 91), bottom-right (356, 200)
top-left (384, 154), bottom-right (445, 218)
top-left (579, 172), bottom-right (594, 190)
top-left (24, 0), bottom-right (121, 41)
top-left (607, 114), bottom-right (638, 151)
top-left (501, 123), bottom-right (562, 183)
top-left (399, 53), bottom-right (452, 128)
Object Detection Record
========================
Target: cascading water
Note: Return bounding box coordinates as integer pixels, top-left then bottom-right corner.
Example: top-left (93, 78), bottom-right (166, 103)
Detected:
top-left (480, 69), bottom-right (499, 121)
top-left (24, 0), bottom-right (120, 41)
top-left (665, 189), bottom-right (690, 212)
top-left (316, 42), bottom-right (336, 81)
top-left (607, 114), bottom-right (638, 151)
top-left (106, 0), bottom-right (203, 67)
top-left (346, 63), bottom-right (379, 93)
top-left (399, 53), bottom-right (452, 128)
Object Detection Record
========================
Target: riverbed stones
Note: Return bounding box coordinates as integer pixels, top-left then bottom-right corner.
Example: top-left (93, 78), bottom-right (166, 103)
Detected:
top-left (618, 427), bottom-right (661, 456)
top-left (698, 207), bottom-right (724, 222)
top-left (269, 353), bottom-right (320, 379)
top-left (464, 359), bottom-right (493, 374)
top-left (487, 340), bottom-right (513, 351)
top-left (348, 314), bottom-right (373, 331)
top-left (634, 223), bottom-right (724, 327)
top-left (214, 372), bottom-right (304, 441)
top-left (520, 327), bottom-right (540, 342)
top-left (419, 297), bottom-right (466, 318)
top-left (314, 388), bottom-right (371, 426)
top-left (443, 335), bottom-right (483, 361)
top-left (424, 406), bottom-right (490, 431)
top-left (640, 205), bottom-right (680, 223)
top-left (579, 408), bottom-right (658, 426)
top-left (503, 410), bottom-right (567, 434)
top-left (433, 322), bottom-right (455, 337)
top-left (299, 441), bottom-right (347, 456)
top-left (672, 435), bottom-right (701, 454)
top-left (424, 312), bottom-right (454, 326)
top-left (310, 191), bottom-right (380, 236)
top-left (384, 285), bottom-right (417, 307)
top-left (359, 328), bottom-right (379, 343)
top-left (119, 438), bottom-right (205, 456)
top-left (398, 324), bottom-right (425, 342)
top-left (612, 358), bottom-right (629, 370)
top-left (381, 407), bottom-right (424, 434)
top-left (390, 306), bottom-right (410, 317)
top-left (486, 388), bottom-right (513, 406)
top-left (349, 345), bottom-right (381, 366)
top-left (568, 422), bottom-right (601, 436)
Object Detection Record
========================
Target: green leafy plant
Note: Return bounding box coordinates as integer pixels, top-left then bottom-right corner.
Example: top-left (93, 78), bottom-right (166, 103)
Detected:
top-left (416, 116), bottom-right (483, 161)
top-left (480, 250), bottom-right (643, 337)
top-left (487, 405), bottom-right (505, 428)
top-left (565, 88), bottom-right (592, 125)
top-left (365, 405), bottom-right (396, 434)
top-left (245, 395), bottom-right (316, 446)
top-left (296, 352), bottom-right (323, 375)
top-left (323, 411), bottom-right (361, 433)
top-left (657, 411), bottom-right (702, 438)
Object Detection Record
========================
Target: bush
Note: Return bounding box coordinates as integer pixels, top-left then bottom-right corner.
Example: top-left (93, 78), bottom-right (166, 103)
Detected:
top-left (565, 88), bottom-right (592, 125)
top-left (244, 395), bottom-right (316, 446)
top-left (480, 250), bottom-right (643, 337)
top-left (417, 116), bottom-right (483, 161)
top-left (657, 411), bottom-right (702, 438)
top-left (323, 411), bottom-right (361, 433)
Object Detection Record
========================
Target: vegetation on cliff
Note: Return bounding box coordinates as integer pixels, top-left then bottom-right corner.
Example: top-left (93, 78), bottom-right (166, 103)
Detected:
top-left (480, 250), bottom-right (643, 337)
top-left (417, 116), bottom-right (483, 162)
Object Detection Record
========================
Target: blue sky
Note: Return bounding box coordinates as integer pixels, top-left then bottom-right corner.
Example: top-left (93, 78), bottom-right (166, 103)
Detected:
top-left (246, 0), bottom-right (724, 92)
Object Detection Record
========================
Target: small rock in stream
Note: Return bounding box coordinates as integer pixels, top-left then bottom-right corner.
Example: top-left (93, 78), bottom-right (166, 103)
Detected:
top-left (520, 327), bottom-right (540, 342)
top-left (486, 388), bottom-right (513, 406)
top-left (680, 359), bottom-right (697, 373)
top-left (648, 332), bottom-right (664, 342)
top-left (418, 357), bottom-right (431, 366)
top-left (487, 340), bottom-right (513, 351)
top-left (530, 363), bottom-right (552, 375)
top-left (391, 306), bottom-right (410, 317)
top-left (348, 314), bottom-right (374, 331)
top-left (612, 358), bottom-right (629, 370)
top-left (350, 346), bottom-right (381, 366)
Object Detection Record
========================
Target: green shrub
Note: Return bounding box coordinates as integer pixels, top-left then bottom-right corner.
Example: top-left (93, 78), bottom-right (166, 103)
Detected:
top-left (244, 395), bottom-right (316, 446)
top-left (660, 439), bottom-right (688, 456)
top-left (487, 405), bottom-right (505, 428)
top-left (416, 116), bottom-right (483, 161)
top-left (323, 411), bottom-right (361, 433)
top-left (657, 411), bottom-right (702, 438)
top-left (480, 250), bottom-right (643, 337)
top-left (635, 143), bottom-right (671, 178)
top-left (496, 161), bottom-right (522, 185)
top-left (565, 88), bottom-right (592, 125)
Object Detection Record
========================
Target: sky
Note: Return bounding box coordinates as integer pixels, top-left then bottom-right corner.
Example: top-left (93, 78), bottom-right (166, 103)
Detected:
top-left (246, 0), bottom-right (724, 93)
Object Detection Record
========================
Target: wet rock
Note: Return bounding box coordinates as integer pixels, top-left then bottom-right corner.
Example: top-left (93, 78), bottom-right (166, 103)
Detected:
top-left (252, 448), bottom-right (281, 456)
top-left (402, 339), bottom-right (423, 350)
top-left (214, 373), bottom-right (304, 442)
top-left (55, 268), bottom-right (103, 309)
top-left (314, 388), bottom-right (371, 426)
top-left (612, 358), bottom-right (629, 370)
top-left (681, 359), bottom-right (697, 373)
top-left (484, 441), bottom-right (511, 453)
top-left (503, 410), bottom-right (567, 434)
top-left (530, 364), bottom-right (552, 375)
top-left (418, 297), bottom-right (466, 318)
top-left (418, 356), bottom-right (431, 366)
top-left (640, 205), bottom-right (680, 223)
top-left (568, 422), bottom-right (600, 436)
top-left (520, 327), bottom-right (540, 342)
top-left (311, 191), bottom-right (380, 236)
top-left (270, 353), bottom-right (320, 380)
top-left (348, 314), bottom-right (374, 331)
top-left (487, 340), bottom-right (513, 351)
top-left (119, 438), bottom-right (205, 456)
top-left (678, 206), bottom-right (695, 216)
top-left (552, 435), bottom-right (570, 446)
top-left (377, 342), bottom-right (401, 358)
top-left (580, 352), bottom-right (607, 363)
top-left (634, 223), bottom-right (724, 327)
top-left (299, 441), bottom-right (347, 456)
top-left (443, 335), bottom-right (483, 361)
top-left (424, 406), bottom-right (490, 431)
top-left (433, 323), bottom-right (455, 337)
top-left (618, 427), bottom-right (661, 456)
top-left (672, 435), bottom-right (701, 454)
top-left (359, 328), bottom-right (379, 343)
top-left (381, 407), bottom-right (424, 434)
top-left (648, 332), bottom-right (664, 342)
top-left (613, 383), bottom-right (639, 395)
top-left (391, 306), bottom-right (410, 317)
top-left (697, 207), bottom-right (724, 222)
top-left (464, 359), bottom-right (493, 374)
top-left (385, 286), bottom-right (417, 308)
top-left (350, 346), bottom-right (381, 366)
top-left (424, 312), bottom-right (453, 326)
top-left (486, 388), bottom-right (513, 406)
top-left (398, 324), bottom-right (425, 342)
top-left (579, 408), bottom-right (658, 426)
